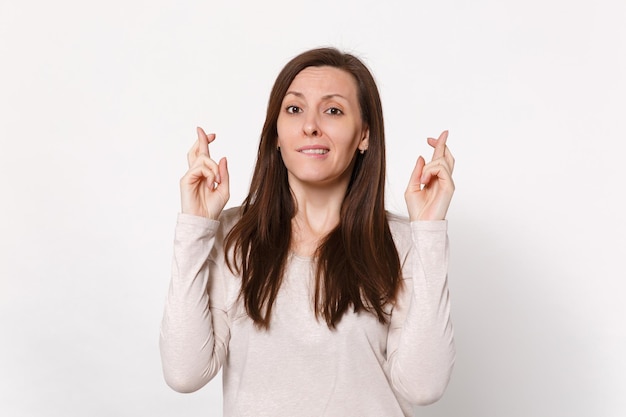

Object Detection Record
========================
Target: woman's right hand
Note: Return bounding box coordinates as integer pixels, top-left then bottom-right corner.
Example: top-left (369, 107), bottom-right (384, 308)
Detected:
top-left (180, 127), bottom-right (230, 220)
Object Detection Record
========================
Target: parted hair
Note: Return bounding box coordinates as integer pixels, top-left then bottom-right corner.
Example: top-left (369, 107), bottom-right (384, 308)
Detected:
top-left (224, 47), bottom-right (401, 329)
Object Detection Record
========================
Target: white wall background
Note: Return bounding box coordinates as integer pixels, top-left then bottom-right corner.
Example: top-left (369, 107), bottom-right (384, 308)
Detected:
top-left (1, 0), bottom-right (624, 416)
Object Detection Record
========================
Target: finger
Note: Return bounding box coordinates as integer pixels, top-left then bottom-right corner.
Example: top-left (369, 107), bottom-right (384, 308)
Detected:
top-left (420, 159), bottom-right (454, 187)
top-left (428, 130), bottom-right (449, 161)
top-left (217, 157), bottom-right (230, 197)
top-left (181, 156), bottom-right (221, 192)
top-left (407, 155), bottom-right (426, 191)
top-left (196, 127), bottom-right (216, 158)
top-left (182, 163), bottom-right (218, 187)
top-left (187, 139), bottom-right (200, 167)
top-left (187, 128), bottom-right (215, 166)
top-left (444, 146), bottom-right (455, 174)
top-left (194, 154), bottom-right (222, 184)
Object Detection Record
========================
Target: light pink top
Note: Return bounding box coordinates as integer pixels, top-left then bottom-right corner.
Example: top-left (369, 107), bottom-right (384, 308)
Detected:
top-left (160, 207), bottom-right (455, 417)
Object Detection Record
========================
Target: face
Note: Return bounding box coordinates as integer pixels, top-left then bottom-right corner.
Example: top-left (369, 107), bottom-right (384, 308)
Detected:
top-left (276, 66), bottom-right (369, 190)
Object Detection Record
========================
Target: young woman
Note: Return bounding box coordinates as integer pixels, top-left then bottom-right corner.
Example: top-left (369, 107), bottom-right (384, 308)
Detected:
top-left (160, 47), bottom-right (456, 417)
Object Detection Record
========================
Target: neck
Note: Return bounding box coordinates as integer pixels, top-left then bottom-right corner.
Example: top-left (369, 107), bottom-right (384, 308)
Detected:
top-left (288, 179), bottom-right (349, 257)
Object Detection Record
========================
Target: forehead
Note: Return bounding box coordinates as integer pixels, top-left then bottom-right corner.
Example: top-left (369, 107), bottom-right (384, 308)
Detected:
top-left (287, 66), bottom-right (359, 98)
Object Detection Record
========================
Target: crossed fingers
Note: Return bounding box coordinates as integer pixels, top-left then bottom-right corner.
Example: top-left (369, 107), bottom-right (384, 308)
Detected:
top-left (186, 127), bottom-right (221, 184)
top-left (427, 130), bottom-right (455, 174)
top-left (420, 130), bottom-right (455, 187)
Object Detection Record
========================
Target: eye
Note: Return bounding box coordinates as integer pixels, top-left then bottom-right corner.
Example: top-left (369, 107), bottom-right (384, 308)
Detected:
top-left (286, 105), bottom-right (302, 114)
top-left (325, 107), bottom-right (343, 116)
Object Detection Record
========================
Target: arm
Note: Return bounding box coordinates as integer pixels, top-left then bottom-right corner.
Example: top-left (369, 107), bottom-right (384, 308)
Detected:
top-left (159, 214), bottom-right (230, 392)
top-left (159, 127), bottom-right (231, 392)
top-left (387, 130), bottom-right (456, 404)
top-left (386, 220), bottom-right (455, 405)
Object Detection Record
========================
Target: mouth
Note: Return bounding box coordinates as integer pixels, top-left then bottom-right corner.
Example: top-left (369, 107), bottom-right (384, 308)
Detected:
top-left (297, 146), bottom-right (330, 155)
top-left (299, 148), bottom-right (329, 155)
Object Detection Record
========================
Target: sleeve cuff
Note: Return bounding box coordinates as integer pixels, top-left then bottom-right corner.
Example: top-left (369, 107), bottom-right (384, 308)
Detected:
top-left (410, 220), bottom-right (448, 232)
top-left (177, 212), bottom-right (220, 227)
top-left (175, 213), bottom-right (220, 239)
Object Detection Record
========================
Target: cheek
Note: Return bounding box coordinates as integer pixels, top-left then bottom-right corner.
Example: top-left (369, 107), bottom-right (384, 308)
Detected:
top-left (330, 126), bottom-right (361, 151)
top-left (276, 122), bottom-right (284, 147)
top-left (276, 117), bottom-right (295, 145)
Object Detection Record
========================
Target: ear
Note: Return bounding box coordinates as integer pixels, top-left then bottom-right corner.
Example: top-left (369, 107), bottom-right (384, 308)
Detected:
top-left (358, 126), bottom-right (369, 152)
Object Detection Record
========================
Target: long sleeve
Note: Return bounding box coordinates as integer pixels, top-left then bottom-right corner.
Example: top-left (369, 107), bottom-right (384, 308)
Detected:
top-left (386, 220), bottom-right (455, 405)
top-left (159, 213), bottom-right (231, 393)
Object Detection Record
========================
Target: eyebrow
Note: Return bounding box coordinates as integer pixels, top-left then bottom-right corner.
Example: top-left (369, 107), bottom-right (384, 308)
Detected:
top-left (284, 91), bottom-right (349, 101)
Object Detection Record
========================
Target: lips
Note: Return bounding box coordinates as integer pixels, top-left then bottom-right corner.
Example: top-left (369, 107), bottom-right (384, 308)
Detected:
top-left (297, 146), bottom-right (329, 155)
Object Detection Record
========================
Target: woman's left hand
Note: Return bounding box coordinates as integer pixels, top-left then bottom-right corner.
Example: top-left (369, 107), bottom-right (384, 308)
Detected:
top-left (405, 130), bottom-right (455, 221)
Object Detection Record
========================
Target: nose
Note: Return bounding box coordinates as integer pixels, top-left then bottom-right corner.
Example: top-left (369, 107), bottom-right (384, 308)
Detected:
top-left (303, 113), bottom-right (320, 137)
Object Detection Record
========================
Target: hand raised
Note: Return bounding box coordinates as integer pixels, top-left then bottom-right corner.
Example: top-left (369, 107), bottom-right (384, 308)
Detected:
top-left (405, 130), bottom-right (455, 221)
top-left (179, 127), bottom-right (230, 220)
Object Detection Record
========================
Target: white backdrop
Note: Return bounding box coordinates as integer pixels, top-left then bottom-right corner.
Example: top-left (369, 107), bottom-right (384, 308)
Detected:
top-left (1, 0), bottom-right (624, 416)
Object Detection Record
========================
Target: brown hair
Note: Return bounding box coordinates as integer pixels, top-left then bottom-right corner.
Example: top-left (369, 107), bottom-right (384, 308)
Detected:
top-left (225, 47), bottom-right (401, 329)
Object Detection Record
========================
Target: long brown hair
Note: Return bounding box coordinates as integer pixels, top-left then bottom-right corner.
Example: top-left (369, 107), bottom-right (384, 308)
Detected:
top-left (225, 47), bottom-right (401, 329)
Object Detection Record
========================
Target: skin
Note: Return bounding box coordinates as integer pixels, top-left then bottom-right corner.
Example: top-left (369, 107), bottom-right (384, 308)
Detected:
top-left (180, 129), bottom-right (229, 220)
top-left (276, 66), bottom-right (369, 194)
top-left (405, 130), bottom-right (455, 221)
top-left (180, 66), bottom-right (455, 252)
top-left (274, 66), bottom-right (370, 253)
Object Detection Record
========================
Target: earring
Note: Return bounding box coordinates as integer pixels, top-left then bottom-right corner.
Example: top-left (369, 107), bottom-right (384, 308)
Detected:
top-left (277, 146), bottom-right (281, 151)
top-left (360, 148), bottom-right (366, 154)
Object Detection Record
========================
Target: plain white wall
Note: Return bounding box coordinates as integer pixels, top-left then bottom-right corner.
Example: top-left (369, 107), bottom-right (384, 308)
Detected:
top-left (1, 0), bottom-right (624, 416)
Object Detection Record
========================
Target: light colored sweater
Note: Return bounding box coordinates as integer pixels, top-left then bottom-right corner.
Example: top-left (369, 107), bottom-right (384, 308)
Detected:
top-left (160, 207), bottom-right (455, 417)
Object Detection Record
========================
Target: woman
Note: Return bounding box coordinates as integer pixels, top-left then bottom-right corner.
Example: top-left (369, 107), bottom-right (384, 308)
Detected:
top-left (160, 47), bottom-right (456, 417)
